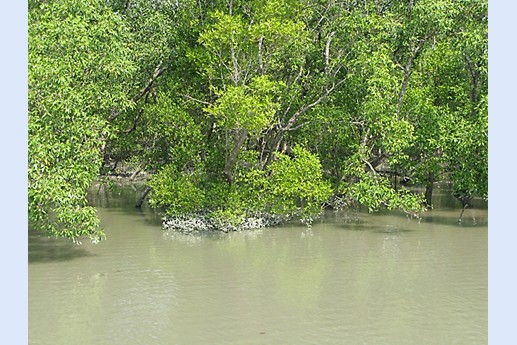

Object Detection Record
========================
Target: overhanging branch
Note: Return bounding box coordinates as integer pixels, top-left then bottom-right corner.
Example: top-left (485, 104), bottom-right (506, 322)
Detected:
top-left (109, 61), bottom-right (167, 122)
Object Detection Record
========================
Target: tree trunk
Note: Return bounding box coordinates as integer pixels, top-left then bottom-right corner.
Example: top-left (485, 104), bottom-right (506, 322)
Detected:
top-left (135, 186), bottom-right (151, 208)
top-left (129, 168), bottom-right (142, 180)
top-left (397, 39), bottom-right (426, 116)
top-left (263, 130), bottom-right (284, 168)
top-left (223, 130), bottom-right (248, 184)
top-left (455, 193), bottom-right (472, 222)
top-left (424, 171), bottom-right (434, 208)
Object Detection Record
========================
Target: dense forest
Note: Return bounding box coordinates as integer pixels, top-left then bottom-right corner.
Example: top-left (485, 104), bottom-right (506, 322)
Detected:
top-left (28, 0), bottom-right (488, 242)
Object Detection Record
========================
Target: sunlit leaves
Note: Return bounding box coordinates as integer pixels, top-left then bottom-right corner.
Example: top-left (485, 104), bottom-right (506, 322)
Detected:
top-left (30, 0), bottom-right (488, 237)
top-left (141, 91), bottom-right (203, 170)
top-left (148, 164), bottom-right (205, 215)
top-left (394, 0), bottom-right (488, 203)
top-left (266, 145), bottom-right (333, 217)
top-left (149, 145), bottom-right (332, 222)
top-left (342, 172), bottom-right (425, 214)
top-left (205, 75), bottom-right (282, 135)
top-left (29, 0), bottom-right (136, 242)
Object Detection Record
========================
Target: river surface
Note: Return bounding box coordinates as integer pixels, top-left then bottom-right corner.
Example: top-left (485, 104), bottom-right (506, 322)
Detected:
top-left (29, 184), bottom-right (487, 345)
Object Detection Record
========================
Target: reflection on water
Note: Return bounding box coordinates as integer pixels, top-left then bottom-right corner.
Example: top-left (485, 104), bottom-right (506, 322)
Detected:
top-left (29, 187), bottom-right (487, 345)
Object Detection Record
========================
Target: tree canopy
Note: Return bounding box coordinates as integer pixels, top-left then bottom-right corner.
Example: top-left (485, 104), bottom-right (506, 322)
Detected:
top-left (29, 0), bottom-right (488, 241)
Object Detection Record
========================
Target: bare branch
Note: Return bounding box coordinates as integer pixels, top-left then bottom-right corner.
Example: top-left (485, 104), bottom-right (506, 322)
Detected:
top-left (363, 159), bottom-right (378, 174)
top-left (325, 32), bottom-right (336, 75)
top-left (281, 77), bottom-right (347, 131)
top-left (282, 67), bottom-right (309, 118)
top-left (122, 108), bottom-right (144, 134)
top-left (215, 50), bottom-right (233, 75)
top-left (109, 61), bottom-right (166, 122)
top-left (408, 0), bottom-right (414, 17)
top-left (230, 46), bottom-right (240, 84)
top-left (288, 120), bottom-right (313, 132)
top-left (313, 0), bottom-right (334, 30)
top-left (396, 38), bottom-right (427, 115)
top-left (132, 61), bottom-right (167, 104)
top-left (182, 94), bottom-right (212, 106)
top-left (258, 36), bottom-right (264, 72)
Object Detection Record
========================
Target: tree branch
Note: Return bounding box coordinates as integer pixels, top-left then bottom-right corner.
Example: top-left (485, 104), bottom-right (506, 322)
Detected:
top-left (325, 32), bottom-right (336, 75)
top-left (109, 61), bottom-right (167, 122)
top-left (281, 77), bottom-right (346, 131)
top-left (396, 38), bottom-right (427, 116)
top-left (122, 108), bottom-right (144, 134)
top-left (132, 61), bottom-right (167, 104)
top-left (363, 159), bottom-right (378, 174)
top-left (182, 94), bottom-right (212, 106)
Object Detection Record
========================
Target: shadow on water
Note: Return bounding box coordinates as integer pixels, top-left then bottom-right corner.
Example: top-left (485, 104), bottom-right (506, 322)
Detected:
top-left (28, 231), bottom-right (95, 263)
top-left (87, 180), bottom-right (150, 210)
top-left (87, 180), bottom-right (163, 226)
top-left (419, 212), bottom-right (487, 228)
top-left (327, 218), bottom-right (416, 233)
top-left (373, 227), bottom-right (414, 234)
top-left (314, 189), bottom-right (487, 233)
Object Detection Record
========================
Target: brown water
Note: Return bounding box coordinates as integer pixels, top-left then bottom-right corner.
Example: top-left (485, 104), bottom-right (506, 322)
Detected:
top-left (29, 185), bottom-right (487, 345)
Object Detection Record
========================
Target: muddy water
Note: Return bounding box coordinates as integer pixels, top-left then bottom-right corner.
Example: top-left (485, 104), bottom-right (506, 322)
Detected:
top-left (29, 186), bottom-right (487, 344)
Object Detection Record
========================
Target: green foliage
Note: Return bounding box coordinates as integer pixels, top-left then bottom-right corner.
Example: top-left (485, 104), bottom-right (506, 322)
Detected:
top-left (266, 146), bottom-right (333, 217)
top-left (335, 146), bottom-right (425, 214)
top-left (232, 145), bottom-right (333, 219)
top-left (205, 76), bottom-right (283, 135)
top-left (140, 91), bottom-right (203, 171)
top-left (442, 96), bottom-right (488, 199)
top-left (149, 145), bottom-right (331, 224)
top-left (393, 0), bottom-right (488, 203)
top-left (30, 0), bottom-right (488, 237)
top-left (29, 0), bottom-right (136, 242)
top-left (145, 0), bottom-right (486, 219)
top-left (148, 165), bottom-right (205, 215)
top-left (343, 173), bottom-right (425, 214)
